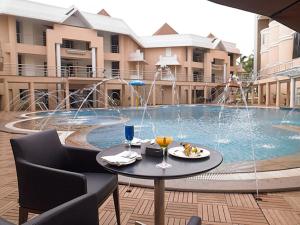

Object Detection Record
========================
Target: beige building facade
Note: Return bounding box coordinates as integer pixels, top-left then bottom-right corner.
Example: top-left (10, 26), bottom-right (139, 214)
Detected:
top-left (0, 0), bottom-right (241, 111)
top-left (253, 16), bottom-right (300, 108)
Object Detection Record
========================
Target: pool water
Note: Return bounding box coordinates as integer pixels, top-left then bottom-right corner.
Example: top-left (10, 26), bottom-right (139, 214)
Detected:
top-left (35, 106), bottom-right (300, 163)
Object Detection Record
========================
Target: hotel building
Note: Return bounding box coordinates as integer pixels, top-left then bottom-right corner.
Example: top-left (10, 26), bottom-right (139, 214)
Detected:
top-left (253, 16), bottom-right (300, 108)
top-left (0, 0), bottom-right (241, 111)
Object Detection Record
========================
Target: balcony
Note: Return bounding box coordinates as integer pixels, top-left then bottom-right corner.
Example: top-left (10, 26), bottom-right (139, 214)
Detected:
top-left (212, 64), bottom-right (224, 70)
top-left (128, 50), bottom-right (145, 62)
top-left (16, 33), bottom-right (46, 46)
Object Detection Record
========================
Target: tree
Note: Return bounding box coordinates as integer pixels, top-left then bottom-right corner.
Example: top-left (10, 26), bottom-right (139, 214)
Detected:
top-left (239, 54), bottom-right (254, 74)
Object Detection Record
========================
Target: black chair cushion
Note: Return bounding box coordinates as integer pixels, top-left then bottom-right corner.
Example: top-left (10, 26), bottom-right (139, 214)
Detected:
top-left (83, 173), bottom-right (118, 204)
top-left (0, 218), bottom-right (14, 225)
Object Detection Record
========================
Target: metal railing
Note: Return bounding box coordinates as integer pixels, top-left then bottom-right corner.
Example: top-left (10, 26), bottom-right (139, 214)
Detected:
top-left (111, 45), bottom-right (119, 53)
top-left (0, 63), bottom-right (229, 84)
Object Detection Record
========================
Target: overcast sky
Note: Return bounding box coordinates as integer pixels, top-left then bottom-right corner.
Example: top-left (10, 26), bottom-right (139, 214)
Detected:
top-left (32, 0), bottom-right (255, 55)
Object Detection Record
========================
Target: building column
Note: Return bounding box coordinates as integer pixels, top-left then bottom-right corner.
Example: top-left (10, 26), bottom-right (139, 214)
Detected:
top-left (55, 43), bottom-right (61, 77)
top-left (130, 86), bottom-right (134, 107)
top-left (188, 85), bottom-right (192, 104)
top-left (204, 86), bottom-right (208, 104)
top-left (65, 81), bottom-right (70, 111)
top-left (251, 86), bottom-right (255, 105)
top-left (257, 84), bottom-right (262, 105)
top-left (29, 82), bottom-right (36, 112)
top-left (178, 85), bottom-right (181, 104)
top-left (266, 82), bottom-right (270, 106)
top-left (92, 47), bottom-right (97, 78)
top-left (3, 80), bottom-right (10, 112)
top-left (193, 86), bottom-right (197, 104)
top-left (223, 64), bottom-right (227, 83)
top-left (152, 84), bottom-right (156, 106)
top-left (290, 78), bottom-right (296, 108)
top-left (104, 83), bottom-right (108, 108)
top-left (171, 85), bottom-right (175, 105)
top-left (121, 84), bottom-right (126, 107)
top-left (276, 81), bottom-right (280, 108)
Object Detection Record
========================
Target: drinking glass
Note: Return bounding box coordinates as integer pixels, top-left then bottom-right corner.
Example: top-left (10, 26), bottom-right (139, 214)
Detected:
top-left (125, 125), bottom-right (134, 153)
top-left (155, 136), bottom-right (173, 169)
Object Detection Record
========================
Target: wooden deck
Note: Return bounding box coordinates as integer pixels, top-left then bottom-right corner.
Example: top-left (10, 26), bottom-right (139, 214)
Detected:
top-left (0, 131), bottom-right (299, 225)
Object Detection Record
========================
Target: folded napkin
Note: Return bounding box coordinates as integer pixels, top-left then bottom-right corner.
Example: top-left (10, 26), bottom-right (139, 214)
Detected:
top-left (131, 138), bottom-right (155, 146)
top-left (101, 151), bottom-right (142, 166)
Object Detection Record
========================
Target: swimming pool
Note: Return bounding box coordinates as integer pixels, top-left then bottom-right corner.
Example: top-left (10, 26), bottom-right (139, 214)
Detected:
top-left (34, 106), bottom-right (300, 163)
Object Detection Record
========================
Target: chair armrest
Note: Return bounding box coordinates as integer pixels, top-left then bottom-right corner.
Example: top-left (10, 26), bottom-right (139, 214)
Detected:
top-left (187, 216), bottom-right (202, 225)
top-left (63, 145), bottom-right (110, 173)
top-left (24, 194), bottom-right (99, 225)
top-left (17, 160), bottom-right (87, 211)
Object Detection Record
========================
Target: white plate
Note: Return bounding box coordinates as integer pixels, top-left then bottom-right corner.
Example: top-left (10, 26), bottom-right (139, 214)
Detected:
top-left (168, 146), bottom-right (210, 159)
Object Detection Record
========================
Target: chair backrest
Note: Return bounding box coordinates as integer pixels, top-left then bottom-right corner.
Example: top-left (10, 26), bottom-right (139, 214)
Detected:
top-left (10, 129), bottom-right (67, 169)
top-left (0, 194), bottom-right (98, 225)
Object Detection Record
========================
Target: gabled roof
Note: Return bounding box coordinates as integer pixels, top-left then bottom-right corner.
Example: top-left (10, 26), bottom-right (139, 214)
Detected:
top-left (0, 0), bottom-right (241, 54)
top-left (153, 23), bottom-right (178, 35)
top-left (60, 6), bottom-right (93, 28)
top-left (0, 0), bottom-right (143, 45)
top-left (97, 9), bottom-right (111, 17)
top-left (140, 34), bottom-right (240, 54)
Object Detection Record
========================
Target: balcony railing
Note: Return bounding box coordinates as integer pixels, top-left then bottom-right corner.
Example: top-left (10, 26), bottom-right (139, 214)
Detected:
top-left (193, 73), bottom-right (204, 82)
top-left (111, 45), bottom-right (119, 53)
top-left (0, 64), bottom-right (226, 84)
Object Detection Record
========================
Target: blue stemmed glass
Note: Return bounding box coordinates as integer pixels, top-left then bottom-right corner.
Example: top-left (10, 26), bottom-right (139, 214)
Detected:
top-left (125, 125), bottom-right (134, 153)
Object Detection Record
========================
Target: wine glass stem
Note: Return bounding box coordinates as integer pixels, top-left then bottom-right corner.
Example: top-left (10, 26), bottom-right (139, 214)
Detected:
top-left (128, 141), bottom-right (132, 152)
top-left (162, 147), bottom-right (166, 164)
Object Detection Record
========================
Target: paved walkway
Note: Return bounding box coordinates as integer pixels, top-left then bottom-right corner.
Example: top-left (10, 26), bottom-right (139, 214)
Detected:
top-left (0, 131), bottom-right (300, 224)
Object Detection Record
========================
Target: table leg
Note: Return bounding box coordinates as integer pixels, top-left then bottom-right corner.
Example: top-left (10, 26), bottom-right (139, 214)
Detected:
top-left (154, 179), bottom-right (165, 225)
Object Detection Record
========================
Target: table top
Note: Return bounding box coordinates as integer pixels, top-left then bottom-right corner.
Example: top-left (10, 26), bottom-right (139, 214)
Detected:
top-left (96, 143), bottom-right (223, 180)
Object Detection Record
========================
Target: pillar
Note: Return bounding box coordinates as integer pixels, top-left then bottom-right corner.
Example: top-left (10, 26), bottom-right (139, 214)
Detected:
top-left (55, 43), bottom-right (61, 77)
top-left (3, 80), bottom-right (10, 112)
top-left (258, 84), bottom-right (262, 105)
top-left (204, 86), bottom-right (208, 104)
top-left (92, 47), bottom-right (96, 78)
top-left (152, 84), bottom-right (156, 106)
top-left (223, 64), bottom-right (227, 83)
top-left (171, 85), bottom-right (175, 105)
top-left (290, 78), bottom-right (296, 108)
top-left (286, 81), bottom-right (290, 106)
top-left (276, 81), bottom-right (280, 108)
top-left (65, 81), bottom-right (70, 111)
top-left (193, 86), bottom-right (197, 104)
top-left (188, 85), bottom-right (192, 104)
top-left (130, 86), bottom-right (134, 107)
top-left (121, 84), bottom-right (126, 106)
top-left (266, 82), bottom-right (270, 106)
top-left (29, 82), bottom-right (36, 112)
top-left (251, 86), bottom-right (255, 105)
top-left (104, 83), bottom-right (108, 108)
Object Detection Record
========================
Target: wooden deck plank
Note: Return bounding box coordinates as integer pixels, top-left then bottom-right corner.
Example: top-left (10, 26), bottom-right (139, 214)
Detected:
top-left (0, 131), bottom-right (300, 224)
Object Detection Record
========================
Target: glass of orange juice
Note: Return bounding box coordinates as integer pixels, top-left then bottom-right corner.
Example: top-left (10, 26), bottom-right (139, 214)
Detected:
top-left (155, 136), bottom-right (173, 169)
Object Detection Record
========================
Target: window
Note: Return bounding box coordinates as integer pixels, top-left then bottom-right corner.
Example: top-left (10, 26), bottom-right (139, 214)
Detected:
top-left (62, 40), bottom-right (74, 49)
top-left (16, 21), bottom-right (21, 43)
top-left (111, 35), bottom-right (119, 53)
top-left (111, 61), bottom-right (120, 77)
top-left (42, 31), bottom-right (46, 46)
top-left (165, 48), bottom-right (172, 56)
top-left (293, 32), bottom-right (300, 59)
